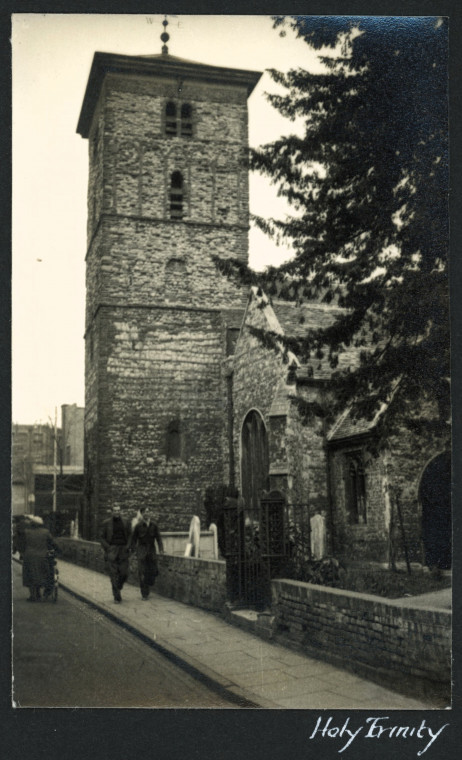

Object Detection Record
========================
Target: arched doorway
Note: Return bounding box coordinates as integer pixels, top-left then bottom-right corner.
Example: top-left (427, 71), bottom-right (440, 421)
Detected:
top-left (241, 410), bottom-right (269, 510)
top-left (419, 451), bottom-right (451, 569)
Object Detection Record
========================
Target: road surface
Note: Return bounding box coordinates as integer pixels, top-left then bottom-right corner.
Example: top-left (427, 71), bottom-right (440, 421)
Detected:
top-left (12, 562), bottom-right (238, 708)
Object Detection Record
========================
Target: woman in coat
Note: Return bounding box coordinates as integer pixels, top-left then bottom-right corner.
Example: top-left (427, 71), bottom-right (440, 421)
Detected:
top-left (129, 508), bottom-right (164, 600)
top-left (22, 516), bottom-right (60, 602)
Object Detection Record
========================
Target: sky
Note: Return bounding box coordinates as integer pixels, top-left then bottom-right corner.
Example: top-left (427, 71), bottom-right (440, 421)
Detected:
top-left (12, 13), bottom-right (333, 426)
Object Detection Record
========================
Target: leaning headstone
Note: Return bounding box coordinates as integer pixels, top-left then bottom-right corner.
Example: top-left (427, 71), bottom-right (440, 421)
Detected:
top-left (310, 513), bottom-right (327, 559)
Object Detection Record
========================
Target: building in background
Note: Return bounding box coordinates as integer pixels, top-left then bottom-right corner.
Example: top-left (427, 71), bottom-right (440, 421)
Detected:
top-left (12, 405), bottom-right (85, 534)
top-left (12, 423), bottom-right (55, 515)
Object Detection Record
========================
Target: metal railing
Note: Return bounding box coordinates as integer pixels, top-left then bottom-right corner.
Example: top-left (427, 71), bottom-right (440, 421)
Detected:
top-left (222, 492), bottom-right (322, 608)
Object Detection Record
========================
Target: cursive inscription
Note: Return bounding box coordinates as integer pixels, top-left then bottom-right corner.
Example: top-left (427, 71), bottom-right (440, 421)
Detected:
top-left (309, 716), bottom-right (449, 755)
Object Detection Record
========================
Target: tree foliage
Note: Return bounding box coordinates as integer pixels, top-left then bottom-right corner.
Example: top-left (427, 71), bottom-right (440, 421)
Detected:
top-left (247, 16), bottom-right (449, 436)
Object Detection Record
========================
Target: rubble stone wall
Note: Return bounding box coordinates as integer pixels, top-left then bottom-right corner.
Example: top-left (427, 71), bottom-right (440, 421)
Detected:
top-left (57, 537), bottom-right (226, 612)
top-left (83, 70), bottom-right (252, 537)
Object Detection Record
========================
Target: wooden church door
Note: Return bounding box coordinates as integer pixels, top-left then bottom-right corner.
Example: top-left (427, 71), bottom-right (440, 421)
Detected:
top-left (419, 450), bottom-right (451, 569)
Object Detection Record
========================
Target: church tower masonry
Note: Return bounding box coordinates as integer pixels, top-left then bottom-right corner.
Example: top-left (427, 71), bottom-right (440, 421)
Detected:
top-left (77, 45), bottom-right (261, 538)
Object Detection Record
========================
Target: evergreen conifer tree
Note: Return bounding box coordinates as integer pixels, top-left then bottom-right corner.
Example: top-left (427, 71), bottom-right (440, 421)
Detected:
top-left (236, 16), bottom-right (450, 437)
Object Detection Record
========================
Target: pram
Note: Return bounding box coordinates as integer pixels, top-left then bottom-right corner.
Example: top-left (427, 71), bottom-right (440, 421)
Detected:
top-left (44, 549), bottom-right (59, 602)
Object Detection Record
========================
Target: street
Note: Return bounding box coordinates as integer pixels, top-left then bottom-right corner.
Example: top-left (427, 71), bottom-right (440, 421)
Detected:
top-left (12, 562), bottom-right (238, 708)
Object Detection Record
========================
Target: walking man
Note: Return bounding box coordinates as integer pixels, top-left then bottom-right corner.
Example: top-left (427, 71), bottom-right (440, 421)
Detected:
top-left (129, 508), bottom-right (164, 600)
top-left (99, 506), bottom-right (131, 603)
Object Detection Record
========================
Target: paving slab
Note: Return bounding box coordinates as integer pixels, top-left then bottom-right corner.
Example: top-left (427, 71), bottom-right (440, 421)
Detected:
top-left (49, 559), bottom-right (440, 710)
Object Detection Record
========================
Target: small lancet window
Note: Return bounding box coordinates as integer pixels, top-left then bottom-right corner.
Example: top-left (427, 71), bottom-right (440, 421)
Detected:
top-left (170, 171), bottom-right (184, 219)
top-left (346, 454), bottom-right (367, 524)
top-left (180, 104), bottom-right (193, 137)
top-left (165, 101), bottom-right (177, 137)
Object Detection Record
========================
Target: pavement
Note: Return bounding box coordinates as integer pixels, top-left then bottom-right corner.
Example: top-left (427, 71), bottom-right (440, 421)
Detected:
top-left (44, 559), bottom-right (446, 710)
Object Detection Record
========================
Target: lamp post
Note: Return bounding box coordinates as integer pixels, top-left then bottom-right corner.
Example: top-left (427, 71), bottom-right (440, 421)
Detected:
top-left (52, 407), bottom-right (57, 512)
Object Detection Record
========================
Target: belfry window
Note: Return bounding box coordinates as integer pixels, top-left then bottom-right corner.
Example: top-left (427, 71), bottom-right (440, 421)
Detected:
top-left (165, 101), bottom-right (177, 137)
top-left (345, 454), bottom-right (367, 524)
top-left (164, 101), bottom-right (193, 137)
top-left (170, 171), bottom-right (184, 219)
top-left (180, 104), bottom-right (193, 137)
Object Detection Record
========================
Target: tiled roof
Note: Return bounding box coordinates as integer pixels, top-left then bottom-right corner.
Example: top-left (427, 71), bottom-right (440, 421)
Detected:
top-left (328, 400), bottom-right (388, 442)
top-left (269, 299), bottom-right (361, 381)
top-left (244, 290), bottom-right (377, 440)
top-left (327, 409), bottom-right (376, 442)
top-left (272, 300), bottom-right (343, 337)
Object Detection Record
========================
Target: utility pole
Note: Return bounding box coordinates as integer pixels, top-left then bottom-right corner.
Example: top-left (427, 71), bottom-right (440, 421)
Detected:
top-left (52, 407), bottom-right (57, 512)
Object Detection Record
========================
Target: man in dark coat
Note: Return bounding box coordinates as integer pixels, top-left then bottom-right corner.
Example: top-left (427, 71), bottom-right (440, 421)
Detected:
top-left (99, 506), bottom-right (131, 603)
top-left (129, 508), bottom-right (164, 600)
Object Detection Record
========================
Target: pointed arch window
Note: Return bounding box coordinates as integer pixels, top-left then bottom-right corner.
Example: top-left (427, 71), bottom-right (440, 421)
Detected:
top-left (241, 410), bottom-right (269, 511)
top-left (170, 171), bottom-right (184, 219)
top-left (165, 101), bottom-right (177, 137)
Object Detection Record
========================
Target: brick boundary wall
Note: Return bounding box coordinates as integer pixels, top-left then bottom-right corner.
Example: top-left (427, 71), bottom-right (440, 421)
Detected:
top-left (57, 538), bottom-right (226, 613)
top-left (271, 578), bottom-right (451, 702)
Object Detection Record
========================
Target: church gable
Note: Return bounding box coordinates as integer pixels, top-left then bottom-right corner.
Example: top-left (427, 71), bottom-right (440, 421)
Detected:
top-left (231, 288), bottom-right (330, 508)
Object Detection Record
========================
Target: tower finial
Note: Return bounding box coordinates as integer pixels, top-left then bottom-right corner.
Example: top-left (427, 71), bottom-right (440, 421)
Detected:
top-left (161, 15), bottom-right (170, 55)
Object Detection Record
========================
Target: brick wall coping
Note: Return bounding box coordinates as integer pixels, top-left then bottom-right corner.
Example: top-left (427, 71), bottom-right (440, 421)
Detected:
top-left (57, 537), bottom-right (225, 565)
top-left (272, 578), bottom-right (452, 619)
top-left (162, 554), bottom-right (225, 566)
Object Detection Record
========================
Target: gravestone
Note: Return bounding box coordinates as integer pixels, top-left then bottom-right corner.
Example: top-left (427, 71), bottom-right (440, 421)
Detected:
top-left (310, 513), bottom-right (327, 559)
top-left (185, 515), bottom-right (201, 557)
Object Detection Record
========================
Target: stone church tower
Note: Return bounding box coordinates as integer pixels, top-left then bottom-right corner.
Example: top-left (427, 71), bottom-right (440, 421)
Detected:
top-left (77, 38), bottom-right (261, 538)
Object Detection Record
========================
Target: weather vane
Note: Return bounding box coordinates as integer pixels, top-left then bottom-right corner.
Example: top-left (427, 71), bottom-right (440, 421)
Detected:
top-left (161, 15), bottom-right (170, 55)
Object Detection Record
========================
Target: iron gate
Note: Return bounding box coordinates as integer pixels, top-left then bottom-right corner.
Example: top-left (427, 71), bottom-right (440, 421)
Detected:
top-left (223, 490), bottom-right (288, 609)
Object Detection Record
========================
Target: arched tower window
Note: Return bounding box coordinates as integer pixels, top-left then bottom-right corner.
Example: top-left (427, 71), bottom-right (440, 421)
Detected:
top-left (170, 171), bottom-right (184, 219)
top-left (180, 103), bottom-right (193, 137)
top-left (166, 420), bottom-right (181, 461)
top-left (345, 453), bottom-right (367, 524)
top-left (165, 101), bottom-right (177, 137)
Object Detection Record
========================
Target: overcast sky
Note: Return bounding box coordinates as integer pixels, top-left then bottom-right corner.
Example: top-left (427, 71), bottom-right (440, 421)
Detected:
top-left (12, 13), bottom-right (334, 426)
